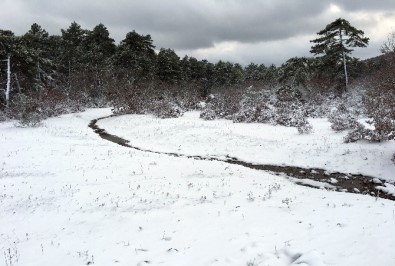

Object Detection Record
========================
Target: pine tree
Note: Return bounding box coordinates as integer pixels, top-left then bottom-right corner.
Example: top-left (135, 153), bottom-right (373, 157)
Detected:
top-left (279, 57), bottom-right (313, 88)
top-left (180, 55), bottom-right (191, 81)
top-left (245, 63), bottom-right (261, 81)
top-left (0, 29), bottom-right (36, 93)
top-left (213, 60), bottom-right (236, 85)
top-left (188, 57), bottom-right (205, 80)
top-left (84, 23), bottom-right (116, 68)
top-left (264, 64), bottom-right (278, 85)
top-left (22, 23), bottom-right (55, 89)
top-left (60, 22), bottom-right (88, 77)
top-left (156, 48), bottom-right (181, 82)
top-left (310, 18), bottom-right (369, 92)
top-left (83, 23), bottom-right (116, 93)
top-left (114, 30), bottom-right (156, 81)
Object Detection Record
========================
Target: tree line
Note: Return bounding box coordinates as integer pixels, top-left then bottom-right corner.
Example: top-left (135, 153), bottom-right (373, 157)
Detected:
top-left (0, 19), bottom-right (375, 106)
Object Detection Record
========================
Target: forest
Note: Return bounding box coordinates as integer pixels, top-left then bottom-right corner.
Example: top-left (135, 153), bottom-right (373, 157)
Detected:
top-left (0, 19), bottom-right (394, 147)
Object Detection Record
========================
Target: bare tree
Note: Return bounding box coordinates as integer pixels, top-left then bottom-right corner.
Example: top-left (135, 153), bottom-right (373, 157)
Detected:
top-left (1, 54), bottom-right (11, 107)
top-left (380, 31), bottom-right (395, 54)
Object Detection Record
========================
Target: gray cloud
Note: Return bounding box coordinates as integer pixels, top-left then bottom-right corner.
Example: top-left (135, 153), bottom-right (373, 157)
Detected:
top-left (334, 0), bottom-right (395, 12)
top-left (0, 0), bottom-right (394, 65)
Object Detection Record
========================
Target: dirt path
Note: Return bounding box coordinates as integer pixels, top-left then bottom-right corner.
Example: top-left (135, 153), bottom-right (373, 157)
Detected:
top-left (89, 116), bottom-right (395, 201)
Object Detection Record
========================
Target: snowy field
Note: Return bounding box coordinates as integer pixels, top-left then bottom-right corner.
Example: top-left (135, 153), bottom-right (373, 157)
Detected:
top-left (1, 108), bottom-right (395, 266)
top-left (98, 112), bottom-right (395, 182)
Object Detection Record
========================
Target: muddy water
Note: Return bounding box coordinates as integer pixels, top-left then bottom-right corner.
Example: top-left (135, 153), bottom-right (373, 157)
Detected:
top-left (89, 117), bottom-right (395, 201)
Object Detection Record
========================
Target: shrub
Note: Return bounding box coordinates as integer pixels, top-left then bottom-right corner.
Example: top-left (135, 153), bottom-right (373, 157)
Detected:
top-left (200, 107), bottom-right (217, 120)
top-left (344, 123), bottom-right (370, 143)
top-left (17, 112), bottom-right (42, 127)
top-left (151, 101), bottom-right (184, 119)
top-left (0, 110), bottom-right (7, 122)
top-left (274, 101), bottom-right (308, 127)
top-left (362, 53), bottom-right (395, 142)
top-left (11, 94), bottom-right (43, 127)
top-left (275, 85), bottom-right (303, 102)
top-left (328, 103), bottom-right (359, 131)
top-left (200, 90), bottom-right (241, 120)
top-left (297, 119), bottom-right (313, 134)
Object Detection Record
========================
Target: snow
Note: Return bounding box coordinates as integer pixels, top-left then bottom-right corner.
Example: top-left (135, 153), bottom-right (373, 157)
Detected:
top-left (1, 108), bottom-right (395, 266)
top-left (290, 178), bottom-right (336, 190)
top-left (98, 112), bottom-right (395, 182)
top-left (377, 183), bottom-right (395, 197)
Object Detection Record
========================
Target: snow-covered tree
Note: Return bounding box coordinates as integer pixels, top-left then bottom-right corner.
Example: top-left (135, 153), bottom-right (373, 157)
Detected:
top-left (60, 22), bottom-right (88, 78)
top-left (310, 18), bottom-right (369, 92)
top-left (84, 23), bottom-right (116, 68)
top-left (279, 57), bottom-right (314, 88)
top-left (114, 30), bottom-right (156, 81)
top-left (22, 23), bottom-right (55, 89)
top-left (213, 61), bottom-right (244, 85)
top-left (156, 48), bottom-right (181, 82)
top-left (0, 29), bottom-right (37, 95)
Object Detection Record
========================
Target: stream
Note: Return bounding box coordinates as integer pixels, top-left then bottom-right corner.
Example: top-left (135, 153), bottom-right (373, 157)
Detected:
top-left (89, 116), bottom-right (395, 201)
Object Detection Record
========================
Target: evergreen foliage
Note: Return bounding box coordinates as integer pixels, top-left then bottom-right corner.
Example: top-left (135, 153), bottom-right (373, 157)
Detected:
top-left (156, 48), bottom-right (181, 82)
top-left (0, 20), bottom-right (392, 147)
top-left (310, 18), bottom-right (369, 92)
top-left (114, 30), bottom-right (156, 80)
top-left (60, 22), bottom-right (88, 75)
top-left (22, 23), bottom-right (55, 89)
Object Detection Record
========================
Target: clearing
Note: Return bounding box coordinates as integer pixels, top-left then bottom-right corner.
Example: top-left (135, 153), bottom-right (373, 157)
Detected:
top-left (1, 108), bottom-right (394, 266)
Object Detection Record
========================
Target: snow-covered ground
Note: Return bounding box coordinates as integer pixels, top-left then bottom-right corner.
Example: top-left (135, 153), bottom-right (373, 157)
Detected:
top-left (1, 108), bottom-right (394, 266)
top-left (98, 112), bottom-right (395, 182)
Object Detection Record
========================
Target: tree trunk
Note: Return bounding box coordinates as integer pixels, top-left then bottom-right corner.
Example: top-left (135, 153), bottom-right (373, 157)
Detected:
top-left (68, 60), bottom-right (71, 89)
top-left (339, 30), bottom-right (348, 92)
top-left (5, 55), bottom-right (11, 108)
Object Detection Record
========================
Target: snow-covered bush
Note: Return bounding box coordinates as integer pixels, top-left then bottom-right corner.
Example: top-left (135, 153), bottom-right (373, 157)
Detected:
top-left (200, 107), bottom-right (217, 120)
top-left (11, 94), bottom-right (43, 127)
top-left (297, 119), bottom-right (313, 134)
top-left (200, 89), bottom-right (242, 120)
top-left (0, 109), bottom-right (7, 122)
top-left (110, 81), bottom-right (201, 118)
top-left (329, 114), bottom-right (358, 131)
top-left (304, 92), bottom-right (337, 118)
top-left (328, 103), bottom-right (359, 131)
top-left (17, 112), bottom-right (42, 127)
top-left (233, 103), bottom-right (276, 123)
top-left (200, 95), bottom-right (225, 120)
top-left (344, 122), bottom-right (390, 143)
top-left (254, 104), bottom-right (277, 123)
top-left (354, 55), bottom-right (395, 143)
top-left (151, 101), bottom-right (184, 119)
top-left (201, 85), bottom-right (314, 133)
top-left (40, 88), bottom-right (72, 117)
top-left (343, 123), bottom-right (370, 143)
top-left (274, 102), bottom-right (303, 127)
top-left (275, 85), bottom-right (303, 102)
top-left (364, 91), bottom-right (395, 141)
top-left (231, 88), bottom-right (275, 123)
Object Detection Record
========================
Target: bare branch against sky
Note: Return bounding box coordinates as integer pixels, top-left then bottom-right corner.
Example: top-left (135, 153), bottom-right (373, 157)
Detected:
top-left (1, 0), bottom-right (394, 65)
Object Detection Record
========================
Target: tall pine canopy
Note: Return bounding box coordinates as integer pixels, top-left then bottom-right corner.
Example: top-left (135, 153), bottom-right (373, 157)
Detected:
top-left (310, 18), bottom-right (369, 92)
top-left (60, 22), bottom-right (88, 76)
top-left (115, 31), bottom-right (156, 80)
top-left (156, 48), bottom-right (181, 82)
top-left (23, 23), bottom-right (55, 89)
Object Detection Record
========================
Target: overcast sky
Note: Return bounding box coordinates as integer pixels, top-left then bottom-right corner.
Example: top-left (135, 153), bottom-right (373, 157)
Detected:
top-left (1, 0), bottom-right (395, 65)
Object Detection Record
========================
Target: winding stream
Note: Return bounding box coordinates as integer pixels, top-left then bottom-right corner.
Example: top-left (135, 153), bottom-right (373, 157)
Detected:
top-left (89, 116), bottom-right (395, 201)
